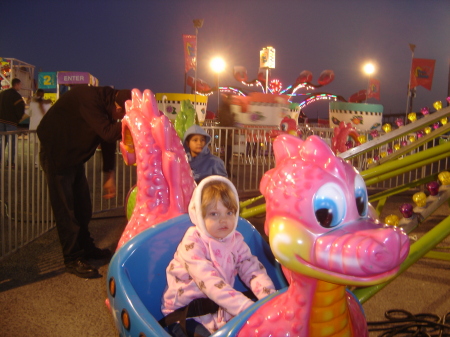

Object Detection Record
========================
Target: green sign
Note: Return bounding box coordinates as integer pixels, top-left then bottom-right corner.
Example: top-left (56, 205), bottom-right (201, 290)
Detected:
top-left (38, 72), bottom-right (57, 89)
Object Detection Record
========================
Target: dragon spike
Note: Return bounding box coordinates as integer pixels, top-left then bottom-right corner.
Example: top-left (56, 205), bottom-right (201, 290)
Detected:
top-left (143, 89), bottom-right (161, 120)
top-left (299, 135), bottom-right (347, 180)
top-left (130, 88), bottom-right (143, 110)
top-left (272, 134), bottom-right (303, 165)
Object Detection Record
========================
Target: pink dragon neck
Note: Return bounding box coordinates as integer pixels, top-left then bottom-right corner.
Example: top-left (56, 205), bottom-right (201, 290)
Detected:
top-left (116, 89), bottom-right (196, 249)
top-left (238, 267), bottom-right (361, 337)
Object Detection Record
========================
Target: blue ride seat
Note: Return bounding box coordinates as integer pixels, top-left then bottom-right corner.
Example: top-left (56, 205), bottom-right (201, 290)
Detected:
top-left (107, 213), bottom-right (288, 337)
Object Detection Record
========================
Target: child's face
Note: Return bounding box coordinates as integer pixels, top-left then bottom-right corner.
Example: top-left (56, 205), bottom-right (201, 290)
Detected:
top-left (188, 135), bottom-right (206, 157)
top-left (204, 200), bottom-right (235, 239)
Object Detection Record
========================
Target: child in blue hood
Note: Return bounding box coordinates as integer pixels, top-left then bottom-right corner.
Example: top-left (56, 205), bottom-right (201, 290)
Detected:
top-left (183, 124), bottom-right (227, 184)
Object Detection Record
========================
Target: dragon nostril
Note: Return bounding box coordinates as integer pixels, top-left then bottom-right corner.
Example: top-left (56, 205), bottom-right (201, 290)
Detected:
top-left (373, 250), bottom-right (389, 263)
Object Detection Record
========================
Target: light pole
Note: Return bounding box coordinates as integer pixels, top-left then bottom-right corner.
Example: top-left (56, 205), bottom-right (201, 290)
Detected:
top-left (210, 57), bottom-right (225, 119)
top-left (363, 62), bottom-right (375, 103)
top-left (260, 47), bottom-right (276, 93)
top-left (193, 19), bottom-right (203, 112)
top-left (406, 44), bottom-right (416, 118)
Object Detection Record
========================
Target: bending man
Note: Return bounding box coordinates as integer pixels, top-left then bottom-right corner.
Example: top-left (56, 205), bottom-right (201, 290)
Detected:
top-left (37, 85), bottom-right (131, 279)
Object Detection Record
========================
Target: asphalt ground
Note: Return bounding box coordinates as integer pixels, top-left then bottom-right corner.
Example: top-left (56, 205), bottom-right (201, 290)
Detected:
top-left (1, 193), bottom-right (449, 337)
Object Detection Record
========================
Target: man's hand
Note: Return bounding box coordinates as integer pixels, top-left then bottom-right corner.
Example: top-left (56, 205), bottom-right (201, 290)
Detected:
top-left (103, 171), bottom-right (116, 199)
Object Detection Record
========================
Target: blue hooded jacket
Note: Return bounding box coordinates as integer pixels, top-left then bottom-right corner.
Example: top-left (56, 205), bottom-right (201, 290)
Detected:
top-left (183, 124), bottom-right (228, 184)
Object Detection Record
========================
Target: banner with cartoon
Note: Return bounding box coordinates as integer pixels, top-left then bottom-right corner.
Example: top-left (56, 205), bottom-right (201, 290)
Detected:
top-left (182, 34), bottom-right (196, 73)
top-left (410, 58), bottom-right (435, 90)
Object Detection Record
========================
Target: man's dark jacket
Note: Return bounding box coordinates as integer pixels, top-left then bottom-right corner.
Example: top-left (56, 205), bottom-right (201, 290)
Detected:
top-left (37, 85), bottom-right (122, 173)
top-left (0, 88), bottom-right (25, 126)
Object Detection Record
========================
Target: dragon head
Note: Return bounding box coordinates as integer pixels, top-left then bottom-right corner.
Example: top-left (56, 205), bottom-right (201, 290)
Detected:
top-left (260, 135), bottom-right (409, 286)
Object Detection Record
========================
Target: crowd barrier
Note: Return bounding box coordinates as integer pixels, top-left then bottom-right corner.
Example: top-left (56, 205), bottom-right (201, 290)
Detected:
top-left (0, 130), bottom-right (136, 260)
top-left (1, 122), bottom-right (448, 260)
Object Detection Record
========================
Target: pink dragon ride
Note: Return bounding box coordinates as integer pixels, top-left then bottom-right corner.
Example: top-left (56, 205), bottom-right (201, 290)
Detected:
top-left (115, 89), bottom-right (409, 336)
top-left (237, 134), bottom-right (410, 337)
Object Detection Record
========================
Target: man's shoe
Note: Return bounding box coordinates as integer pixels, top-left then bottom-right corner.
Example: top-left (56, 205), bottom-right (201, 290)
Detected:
top-left (65, 259), bottom-right (99, 278)
top-left (85, 247), bottom-right (112, 260)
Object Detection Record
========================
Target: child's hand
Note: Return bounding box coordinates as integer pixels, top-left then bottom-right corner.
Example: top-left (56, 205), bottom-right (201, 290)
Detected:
top-left (103, 171), bottom-right (116, 199)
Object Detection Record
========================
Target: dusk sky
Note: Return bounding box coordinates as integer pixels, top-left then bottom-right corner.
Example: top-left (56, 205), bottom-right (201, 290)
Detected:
top-left (2, 0), bottom-right (450, 118)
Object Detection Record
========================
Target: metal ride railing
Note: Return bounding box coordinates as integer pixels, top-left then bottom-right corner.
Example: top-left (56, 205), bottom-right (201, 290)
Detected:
top-left (203, 126), bottom-right (277, 194)
top-left (1, 130), bottom-right (53, 260)
top-left (206, 110), bottom-right (450, 198)
top-left (0, 129), bottom-right (137, 260)
top-left (1, 112), bottom-right (449, 260)
top-left (351, 142), bottom-right (450, 304)
top-left (339, 106), bottom-right (450, 191)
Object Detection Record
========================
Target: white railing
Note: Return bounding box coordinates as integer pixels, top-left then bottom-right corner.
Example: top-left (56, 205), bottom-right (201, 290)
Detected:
top-left (0, 130), bottom-right (136, 260)
top-left (2, 121), bottom-right (448, 259)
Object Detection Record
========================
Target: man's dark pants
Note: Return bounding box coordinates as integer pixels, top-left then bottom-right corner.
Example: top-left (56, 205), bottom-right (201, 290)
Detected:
top-left (40, 151), bottom-right (95, 264)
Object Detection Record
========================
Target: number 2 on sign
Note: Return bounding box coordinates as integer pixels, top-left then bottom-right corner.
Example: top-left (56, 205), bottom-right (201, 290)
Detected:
top-left (43, 75), bottom-right (52, 86)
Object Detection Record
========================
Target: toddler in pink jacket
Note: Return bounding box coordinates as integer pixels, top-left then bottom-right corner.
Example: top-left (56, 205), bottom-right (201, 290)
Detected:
top-left (161, 176), bottom-right (276, 336)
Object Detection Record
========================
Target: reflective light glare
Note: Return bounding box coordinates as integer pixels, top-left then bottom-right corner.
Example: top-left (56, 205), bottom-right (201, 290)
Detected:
top-left (363, 63), bottom-right (375, 75)
top-left (210, 57), bottom-right (226, 73)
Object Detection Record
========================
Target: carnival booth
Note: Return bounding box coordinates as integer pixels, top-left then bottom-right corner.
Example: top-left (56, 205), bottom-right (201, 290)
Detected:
top-left (56, 71), bottom-right (99, 99)
top-left (329, 101), bottom-right (383, 132)
top-left (155, 93), bottom-right (208, 125)
top-left (228, 92), bottom-right (301, 155)
top-left (230, 92), bottom-right (300, 127)
top-left (1, 57), bottom-right (35, 103)
top-left (36, 71), bottom-right (99, 105)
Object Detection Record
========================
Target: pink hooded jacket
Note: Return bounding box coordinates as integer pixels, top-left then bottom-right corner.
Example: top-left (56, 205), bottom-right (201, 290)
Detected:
top-left (161, 176), bottom-right (276, 333)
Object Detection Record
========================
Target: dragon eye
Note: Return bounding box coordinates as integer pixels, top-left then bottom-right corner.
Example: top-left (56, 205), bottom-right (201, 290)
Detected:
top-left (314, 183), bottom-right (346, 228)
top-left (354, 175), bottom-right (368, 217)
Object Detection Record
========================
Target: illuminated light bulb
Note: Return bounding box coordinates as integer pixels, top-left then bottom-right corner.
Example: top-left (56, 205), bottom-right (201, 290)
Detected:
top-left (426, 181), bottom-right (440, 196)
top-left (385, 214), bottom-right (399, 226)
top-left (408, 135), bottom-right (416, 143)
top-left (382, 123), bottom-right (392, 133)
top-left (345, 140), bottom-right (353, 150)
top-left (380, 151), bottom-right (388, 158)
top-left (420, 107), bottom-right (430, 116)
top-left (395, 118), bottom-right (404, 127)
top-left (433, 122), bottom-right (440, 130)
top-left (424, 127), bottom-right (432, 134)
top-left (441, 117), bottom-right (447, 125)
top-left (373, 155), bottom-right (379, 161)
top-left (370, 130), bottom-right (379, 138)
top-left (394, 143), bottom-right (401, 151)
top-left (433, 101), bottom-right (442, 110)
top-left (367, 158), bottom-right (374, 165)
top-left (447, 97), bottom-right (450, 104)
top-left (401, 140), bottom-right (408, 147)
top-left (438, 171), bottom-right (450, 186)
top-left (387, 147), bottom-right (393, 154)
top-left (399, 203), bottom-right (414, 218)
top-left (413, 192), bottom-right (427, 208)
top-left (357, 135), bottom-right (366, 144)
top-left (416, 130), bottom-right (424, 138)
top-left (407, 112), bottom-right (417, 122)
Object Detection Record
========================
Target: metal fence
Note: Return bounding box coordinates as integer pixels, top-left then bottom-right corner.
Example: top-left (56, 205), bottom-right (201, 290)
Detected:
top-left (0, 130), bottom-right (136, 260)
top-left (1, 122), bottom-right (449, 260)
top-left (205, 123), bottom-right (448, 194)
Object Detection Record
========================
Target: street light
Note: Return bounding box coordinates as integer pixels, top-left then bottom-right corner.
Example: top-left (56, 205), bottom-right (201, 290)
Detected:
top-left (193, 19), bottom-right (204, 111)
top-left (362, 62), bottom-right (375, 103)
top-left (210, 57), bottom-right (225, 118)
